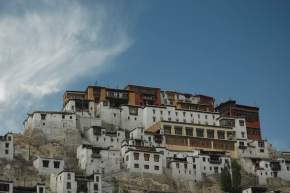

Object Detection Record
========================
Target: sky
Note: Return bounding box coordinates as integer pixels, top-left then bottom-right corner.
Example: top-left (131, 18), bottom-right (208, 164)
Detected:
top-left (0, 0), bottom-right (290, 150)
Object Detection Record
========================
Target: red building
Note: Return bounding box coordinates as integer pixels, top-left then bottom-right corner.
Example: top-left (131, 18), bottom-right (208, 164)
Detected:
top-left (125, 85), bottom-right (161, 106)
top-left (216, 100), bottom-right (262, 140)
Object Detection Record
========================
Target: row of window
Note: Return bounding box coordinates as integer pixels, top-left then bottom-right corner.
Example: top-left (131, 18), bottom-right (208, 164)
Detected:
top-left (42, 160), bottom-right (61, 168)
top-left (40, 114), bottom-right (73, 120)
top-left (132, 153), bottom-right (160, 162)
top-left (163, 126), bottom-right (235, 140)
top-left (152, 109), bottom-right (216, 119)
top-left (133, 163), bottom-right (160, 171)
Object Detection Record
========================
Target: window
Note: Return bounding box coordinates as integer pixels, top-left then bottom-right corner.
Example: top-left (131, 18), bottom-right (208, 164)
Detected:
top-left (203, 157), bottom-right (206, 162)
top-left (144, 165), bottom-right (149, 169)
top-left (134, 164), bottom-right (139, 168)
top-left (183, 112), bottom-right (186, 116)
top-left (67, 173), bottom-right (71, 180)
top-left (176, 163), bottom-right (179, 168)
top-left (164, 125), bottom-right (171, 134)
top-left (129, 107), bottom-right (138, 115)
top-left (42, 123), bottom-right (45, 126)
top-left (7, 136), bottom-right (12, 141)
top-left (111, 138), bottom-right (114, 142)
top-left (217, 131), bottom-right (225, 140)
top-left (128, 116), bottom-right (130, 120)
top-left (153, 116), bottom-right (156, 122)
top-left (193, 164), bottom-right (196, 169)
top-left (175, 112), bottom-right (178, 116)
top-left (62, 115), bottom-right (65, 119)
top-left (207, 130), bottom-right (214, 139)
top-left (94, 184), bottom-right (99, 191)
top-left (42, 160), bottom-right (49, 168)
top-left (168, 111), bottom-right (171, 115)
top-left (154, 166), bottom-right (159, 170)
top-left (154, 155), bottom-right (160, 162)
top-left (41, 114), bottom-right (46, 120)
top-left (0, 183), bottom-right (10, 192)
top-left (5, 143), bottom-right (9, 148)
top-left (260, 149), bottom-right (265, 153)
top-left (241, 132), bottom-right (245, 138)
top-left (39, 187), bottom-right (44, 193)
top-left (196, 128), bottom-right (204, 138)
top-left (126, 156), bottom-right (129, 161)
top-left (69, 116), bottom-right (72, 119)
top-left (113, 113), bottom-right (116, 117)
top-left (5, 150), bottom-right (8, 154)
top-left (134, 152), bottom-right (139, 160)
top-left (160, 110), bottom-right (163, 115)
top-left (287, 166), bottom-right (289, 171)
top-left (67, 182), bottom-right (71, 189)
top-left (212, 115), bottom-right (215, 119)
top-left (258, 141), bottom-right (265, 148)
top-left (144, 153), bottom-right (150, 161)
top-left (198, 114), bottom-right (200, 119)
top-left (54, 161), bottom-right (60, 168)
top-left (184, 163), bottom-right (187, 169)
top-left (95, 175), bottom-right (99, 182)
top-left (174, 126), bottom-right (182, 135)
top-left (205, 115), bottom-right (208, 119)
top-left (185, 127), bottom-right (193, 136)
top-left (239, 120), bottom-right (245, 126)
top-left (153, 109), bottom-right (156, 114)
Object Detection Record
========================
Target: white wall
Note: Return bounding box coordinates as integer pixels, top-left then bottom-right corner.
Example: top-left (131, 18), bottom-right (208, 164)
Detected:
top-left (124, 150), bottom-right (163, 175)
top-left (77, 145), bottom-right (121, 175)
top-left (33, 157), bottom-right (64, 175)
top-left (24, 112), bottom-right (77, 140)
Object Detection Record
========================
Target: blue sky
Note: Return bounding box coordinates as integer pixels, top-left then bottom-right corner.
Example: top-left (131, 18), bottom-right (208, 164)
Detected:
top-left (0, 0), bottom-right (290, 150)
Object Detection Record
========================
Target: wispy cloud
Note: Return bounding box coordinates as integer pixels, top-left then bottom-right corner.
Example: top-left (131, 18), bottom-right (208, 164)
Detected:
top-left (0, 0), bottom-right (131, 132)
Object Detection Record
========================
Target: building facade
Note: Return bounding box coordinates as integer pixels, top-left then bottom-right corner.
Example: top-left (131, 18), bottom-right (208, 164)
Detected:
top-left (0, 133), bottom-right (13, 160)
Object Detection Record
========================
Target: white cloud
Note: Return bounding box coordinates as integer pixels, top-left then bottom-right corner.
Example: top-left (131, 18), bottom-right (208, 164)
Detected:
top-left (0, 0), bottom-right (131, 133)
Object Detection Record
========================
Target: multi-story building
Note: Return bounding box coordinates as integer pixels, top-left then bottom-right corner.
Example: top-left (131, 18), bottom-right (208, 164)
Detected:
top-left (33, 156), bottom-right (64, 175)
top-left (216, 100), bottom-right (262, 140)
top-left (50, 171), bottom-right (102, 193)
top-left (77, 144), bottom-right (121, 175)
top-left (122, 145), bottom-right (163, 175)
top-left (146, 121), bottom-right (237, 158)
top-left (0, 133), bottom-right (13, 160)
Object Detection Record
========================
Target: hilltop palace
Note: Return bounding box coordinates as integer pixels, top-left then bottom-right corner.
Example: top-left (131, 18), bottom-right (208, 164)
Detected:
top-left (1, 84), bottom-right (290, 193)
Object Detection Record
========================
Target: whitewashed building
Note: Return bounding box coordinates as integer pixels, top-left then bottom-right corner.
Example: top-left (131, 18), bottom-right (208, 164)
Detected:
top-left (24, 111), bottom-right (77, 140)
top-left (95, 102), bottom-right (220, 132)
top-left (0, 133), bottom-right (13, 160)
top-left (167, 151), bottom-right (231, 182)
top-left (50, 171), bottom-right (102, 193)
top-left (33, 156), bottom-right (64, 175)
top-left (122, 143), bottom-right (164, 175)
top-left (84, 127), bottom-right (125, 149)
top-left (77, 144), bottom-right (121, 175)
top-left (0, 181), bottom-right (45, 193)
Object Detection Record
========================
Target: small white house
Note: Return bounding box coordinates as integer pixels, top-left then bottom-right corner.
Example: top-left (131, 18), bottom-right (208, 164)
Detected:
top-left (50, 171), bottom-right (102, 193)
top-left (0, 181), bottom-right (45, 193)
top-left (0, 133), bottom-right (14, 160)
top-left (77, 144), bottom-right (121, 175)
top-left (33, 156), bottom-right (64, 175)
